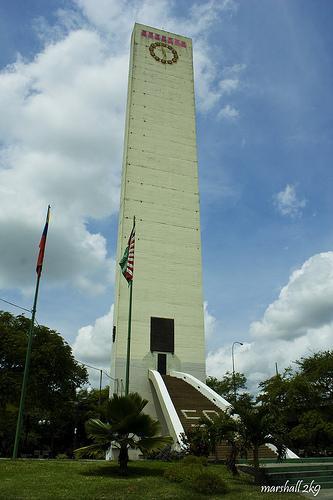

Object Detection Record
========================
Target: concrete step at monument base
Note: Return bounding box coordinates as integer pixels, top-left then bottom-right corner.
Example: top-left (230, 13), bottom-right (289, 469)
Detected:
top-left (255, 463), bottom-right (333, 490)
top-left (267, 469), bottom-right (333, 489)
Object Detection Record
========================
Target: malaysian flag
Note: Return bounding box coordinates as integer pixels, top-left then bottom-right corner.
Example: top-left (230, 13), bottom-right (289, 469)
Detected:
top-left (119, 218), bottom-right (135, 283)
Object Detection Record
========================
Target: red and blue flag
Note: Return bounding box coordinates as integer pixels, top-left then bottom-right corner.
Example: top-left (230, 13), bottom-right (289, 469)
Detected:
top-left (36, 206), bottom-right (50, 276)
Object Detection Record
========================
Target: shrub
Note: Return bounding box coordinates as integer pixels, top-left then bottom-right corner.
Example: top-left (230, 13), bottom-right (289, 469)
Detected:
top-left (145, 444), bottom-right (185, 461)
top-left (164, 463), bottom-right (204, 483)
top-left (181, 427), bottom-right (211, 457)
top-left (192, 471), bottom-right (228, 495)
top-left (164, 465), bottom-right (186, 483)
top-left (55, 453), bottom-right (68, 460)
top-left (182, 455), bottom-right (207, 466)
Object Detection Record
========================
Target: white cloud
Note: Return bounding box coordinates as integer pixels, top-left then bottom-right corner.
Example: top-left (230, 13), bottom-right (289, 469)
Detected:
top-left (219, 78), bottom-right (239, 94)
top-left (222, 63), bottom-right (246, 76)
top-left (0, 0), bottom-right (244, 295)
top-left (204, 301), bottom-right (217, 339)
top-left (0, 28), bottom-right (125, 293)
top-left (274, 184), bottom-right (307, 218)
top-left (207, 252), bottom-right (333, 393)
top-left (75, 0), bottom-right (241, 113)
top-left (217, 104), bottom-right (240, 120)
top-left (251, 252), bottom-right (333, 340)
top-left (75, 301), bottom-right (216, 385)
top-left (72, 304), bottom-right (114, 385)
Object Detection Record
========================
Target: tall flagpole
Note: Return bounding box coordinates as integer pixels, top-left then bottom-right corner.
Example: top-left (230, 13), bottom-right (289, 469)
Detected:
top-left (119, 216), bottom-right (135, 397)
top-left (12, 273), bottom-right (41, 459)
top-left (125, 279), bottom-right (133, 396)
top-left (12, 205), bottom-right (50, 459)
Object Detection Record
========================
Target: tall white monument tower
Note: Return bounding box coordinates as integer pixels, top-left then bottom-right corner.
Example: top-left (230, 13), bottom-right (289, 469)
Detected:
top-left (109, 27), bottom-right (291, 458)
top-left (111, 23), bottom-right (206, 420)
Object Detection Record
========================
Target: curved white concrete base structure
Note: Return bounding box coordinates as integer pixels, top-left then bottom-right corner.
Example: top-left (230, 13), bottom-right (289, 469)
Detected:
top-left (148, 369), bottom-right (184, 449)
top-left (266, 442), bottom-right (299, 459)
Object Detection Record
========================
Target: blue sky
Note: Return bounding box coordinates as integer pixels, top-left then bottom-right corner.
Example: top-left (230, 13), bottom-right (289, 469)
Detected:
top-left (0, 0), bottom-right (332, 391)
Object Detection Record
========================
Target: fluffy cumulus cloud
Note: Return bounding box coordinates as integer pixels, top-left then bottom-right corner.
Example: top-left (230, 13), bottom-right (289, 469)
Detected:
top-left (217, 104), bottom-right (239, 120)
top-left (76, 0), bottom-right (241, 113)
top-left (0, 28), bottom-right (124, 293)
top-left (207, 252), bottom-right (333, 392)
top-left (0, 0), bottom-right (244, 296)
top-left (73, 301), bottom-right (216, 386)
top-left (204, 301), bottom-right (217, 339)
top-left (274, 184), bottom-right (307, 218)
top-left (72, 304), bottom-right (114, 384)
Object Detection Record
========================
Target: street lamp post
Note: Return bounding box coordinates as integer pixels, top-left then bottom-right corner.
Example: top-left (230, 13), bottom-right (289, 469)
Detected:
top-left (78, 362), bottom-right (117, 409)
top-left (232, 341), bottom-right (243, 401)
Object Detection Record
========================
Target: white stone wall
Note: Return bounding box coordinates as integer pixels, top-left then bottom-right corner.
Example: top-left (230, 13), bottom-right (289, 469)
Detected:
top-left (111, 24), bottom-right (206, 418)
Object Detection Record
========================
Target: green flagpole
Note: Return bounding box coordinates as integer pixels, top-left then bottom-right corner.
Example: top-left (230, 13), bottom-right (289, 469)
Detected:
top-left (12, 273), bottom-right (41, 459)
top-left (125, 279), bottom-right (133, 396)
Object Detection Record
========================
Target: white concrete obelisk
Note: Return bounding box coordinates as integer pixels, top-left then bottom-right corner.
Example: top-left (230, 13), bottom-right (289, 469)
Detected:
top-left (111, 23), bottom-right (205, 419)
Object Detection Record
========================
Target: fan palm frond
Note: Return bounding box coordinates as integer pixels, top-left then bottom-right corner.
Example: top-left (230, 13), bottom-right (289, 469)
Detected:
top-left (85, 419), bottom-right (113, 443)
top-left (107, 393), bottom-right (148, 423)
top-left (75, 392), bottom-right (173, 475)
top-left (75, 442), bottom-right (109, 459)
top-left (137, 435), bottom-right (173, 452)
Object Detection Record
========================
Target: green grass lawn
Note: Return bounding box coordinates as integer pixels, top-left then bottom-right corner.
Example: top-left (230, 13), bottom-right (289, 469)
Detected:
top-left (0, 459), bottom-right (303, 499)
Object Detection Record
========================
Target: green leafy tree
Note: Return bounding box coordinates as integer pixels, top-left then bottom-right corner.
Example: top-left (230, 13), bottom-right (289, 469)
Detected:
top-left (75, 392), bottom-right (172, 475)
top-left (295, 351), bottom-right (333, 403)
top-left (206, 372), bottom-right (247, 402)
top-left (73, 386), bottom-right (110, 452)
top-left (0, 311), bottom-right (87, 457)
top-left (289, 410), bottom-right (333, 453)
top-left (259, 351), bottom-right (333, 456)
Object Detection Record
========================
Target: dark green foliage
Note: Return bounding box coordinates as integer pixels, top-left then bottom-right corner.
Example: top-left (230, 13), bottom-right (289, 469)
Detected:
top-left (75, 392), bottom-right (172, 475)
top-left (0, 311), bottom-right (87, 457)
top-left (199, 410), bottom-right (241, 475)
top-left (181, 426), bottom-right (212, 457)
top-left (259, 350), bottom-right (333, 456)
top-left (231, 396), bottom-right (287, 481)
top-left (73, 386), bottom-right (111, 452)
top-left (145, 444), bottom-right (185, 461)
top-left (192, 471), bottom-right (228, 494)
top-left (206, 372), bottom-right (247, 402)
top-left (289, 410), bottom-right (333, 448)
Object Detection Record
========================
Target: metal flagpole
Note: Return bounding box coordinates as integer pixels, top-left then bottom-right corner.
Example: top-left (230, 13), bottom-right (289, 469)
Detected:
top-left (124, 216), bottom-right (135, 396)
top-left (125, 280), bottom-right (133, 396)
top-left (12, 273), bottom-right (41, 459)
top-left (12, 205), bottom-right (50, 459)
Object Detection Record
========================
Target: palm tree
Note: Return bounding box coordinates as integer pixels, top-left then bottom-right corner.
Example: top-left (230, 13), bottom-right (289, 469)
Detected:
top-left (75, 392), bottom-right (172, 475)
top-left (199, 411), bottom-right (241, 475)
top-left (231, 397), bottom-right (286, 483)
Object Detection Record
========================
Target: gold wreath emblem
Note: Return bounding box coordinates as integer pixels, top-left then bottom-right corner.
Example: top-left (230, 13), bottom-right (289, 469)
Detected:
top-left (149, 42), bottom-right (178, 64)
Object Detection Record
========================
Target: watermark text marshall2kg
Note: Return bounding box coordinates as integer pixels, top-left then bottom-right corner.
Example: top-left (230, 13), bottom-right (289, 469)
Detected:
top-left (261, 479), bottom-right (321, 496)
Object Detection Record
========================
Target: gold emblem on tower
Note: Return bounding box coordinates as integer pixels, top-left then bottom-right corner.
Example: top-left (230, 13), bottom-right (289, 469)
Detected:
top-left (149, 42), bottom-right (178, 64)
